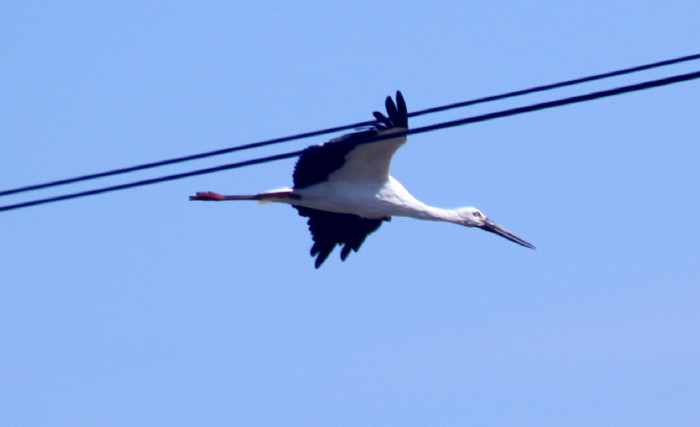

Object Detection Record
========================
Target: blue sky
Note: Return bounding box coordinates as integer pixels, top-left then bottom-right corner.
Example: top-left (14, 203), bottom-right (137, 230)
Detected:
top-left (2, 2), bottom-right (700, 425)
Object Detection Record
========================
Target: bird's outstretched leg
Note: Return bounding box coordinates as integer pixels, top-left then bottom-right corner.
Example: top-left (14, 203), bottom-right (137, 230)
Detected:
top-left (190, 191), bottom-right (260, 202)
top-left (189, 191), bottom-right (227, 201)
top-left (189, 190), bottom-right (299, 202)
top-left (189, 191), bottom-right (262, 201)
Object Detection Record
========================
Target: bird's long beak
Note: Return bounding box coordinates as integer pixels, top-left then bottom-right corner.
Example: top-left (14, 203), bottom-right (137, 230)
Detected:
top-left (480, 218), bottom-right (536, 249)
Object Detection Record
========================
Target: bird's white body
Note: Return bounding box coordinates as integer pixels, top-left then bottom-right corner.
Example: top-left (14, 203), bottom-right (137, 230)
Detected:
top-left (279, 177), bottom-right (455, 223)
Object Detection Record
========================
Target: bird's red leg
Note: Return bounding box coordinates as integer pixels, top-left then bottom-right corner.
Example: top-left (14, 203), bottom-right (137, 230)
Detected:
top-left (189, 191), bottom-right (226, 201)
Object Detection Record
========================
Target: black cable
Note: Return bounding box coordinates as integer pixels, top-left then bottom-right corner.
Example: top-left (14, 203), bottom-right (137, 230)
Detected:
top-left (1, 52), bottom-right (699, 198)
top-left (1, 69), bottom-right (698, 213)
top-left (0, 151), bottom-right (305, 213)
top-left (408, 52), bottom-right (700, 118)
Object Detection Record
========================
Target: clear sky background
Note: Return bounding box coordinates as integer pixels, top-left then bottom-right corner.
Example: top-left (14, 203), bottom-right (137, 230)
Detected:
top-left (2, 2), bottom-right (700, 426)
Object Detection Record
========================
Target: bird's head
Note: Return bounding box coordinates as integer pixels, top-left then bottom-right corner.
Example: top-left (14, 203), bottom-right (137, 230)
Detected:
top-left (455, 207), bottom-right (536, 249)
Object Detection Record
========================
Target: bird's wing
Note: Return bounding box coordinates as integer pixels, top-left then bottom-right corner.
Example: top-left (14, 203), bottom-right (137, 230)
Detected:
top-left (294, 206), bottom-right (389, 268)
top-left (293, 91), bottom-right (408, 188)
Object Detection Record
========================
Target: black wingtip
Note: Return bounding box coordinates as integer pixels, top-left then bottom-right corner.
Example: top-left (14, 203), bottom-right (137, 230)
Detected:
top-left (385, 95), bottom-right (399, 118)
top-left (370, 91), bottom-right (408, 131)
top-left (388, 91), bottom-right (407, 129)
top-left (340, 245), bottom-right (352, 261)
top-left (311, 243), bottom-right (332, 268)
top-left (396, 91), bottom-right (406, 113)
top-left (314, 250), bottom-right (330, 268)
top-left (372, 111), bottom-right (391, 129)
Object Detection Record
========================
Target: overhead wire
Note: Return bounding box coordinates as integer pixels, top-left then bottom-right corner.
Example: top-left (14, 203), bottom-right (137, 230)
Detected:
top-left (1, 52), bottom-right (699, 198)
top-left (1, 69), bottom-right (699, 213)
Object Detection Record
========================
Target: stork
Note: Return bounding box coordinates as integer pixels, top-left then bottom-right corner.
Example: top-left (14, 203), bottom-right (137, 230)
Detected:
top-left (190, 92), bottom-right (534, 268)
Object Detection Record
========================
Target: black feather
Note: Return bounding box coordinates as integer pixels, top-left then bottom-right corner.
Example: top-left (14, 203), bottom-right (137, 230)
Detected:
top-left (394, 91), bottom-right (408, 128)
top-left (294, 206), bottom-right (388, 268)
top-left (385, 95), bottom-right (398, 119)
top-left (373, 111), bottom-right (392, 129)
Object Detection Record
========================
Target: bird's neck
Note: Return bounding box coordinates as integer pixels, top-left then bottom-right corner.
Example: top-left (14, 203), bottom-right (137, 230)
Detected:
top-left (379, 178), bottom-right (462, 224)
top-left (405, 203), bottom-right (462, 224)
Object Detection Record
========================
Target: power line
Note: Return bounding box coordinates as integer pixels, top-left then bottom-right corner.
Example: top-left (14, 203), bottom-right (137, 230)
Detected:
top-left (1, 52), bottom-right (699, 198)
top-left (0, 151), bottom-right (305, 213)
top-left (407, 52), bottom-right (700, 118)
top-left (2, 69), bottom-right (698, 213)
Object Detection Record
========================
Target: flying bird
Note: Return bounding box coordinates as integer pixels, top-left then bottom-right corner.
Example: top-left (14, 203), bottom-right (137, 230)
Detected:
top-left (190, 92), bottom-right (534, 268)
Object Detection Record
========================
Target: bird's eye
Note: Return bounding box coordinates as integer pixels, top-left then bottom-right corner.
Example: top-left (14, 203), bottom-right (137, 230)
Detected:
top-left (474, 211), bottom-right (482, 218)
